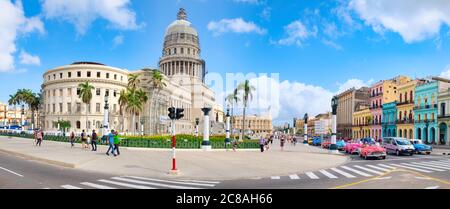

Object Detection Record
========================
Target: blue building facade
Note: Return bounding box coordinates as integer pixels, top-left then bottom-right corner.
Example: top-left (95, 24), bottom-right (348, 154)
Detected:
top-left (414, 81), bottom-right (438, 144)
top-left (382, 102), bottom-right (397, 137)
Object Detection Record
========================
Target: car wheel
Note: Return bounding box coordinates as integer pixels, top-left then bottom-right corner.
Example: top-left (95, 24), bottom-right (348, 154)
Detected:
top-left (426, 152), bottom-right (431, 155)
top-left (396, 150), bottom-right (400, 156)
top-left (410, 152), bottom-right (414, 156)
top-left (382, 156), bottom-right (386, 160)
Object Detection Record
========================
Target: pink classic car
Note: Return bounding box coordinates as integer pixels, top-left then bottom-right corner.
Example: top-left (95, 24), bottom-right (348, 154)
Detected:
top-left (359, 144), bottom-right (387, 160)
top-left (344, 142), bottom-right (362, 155)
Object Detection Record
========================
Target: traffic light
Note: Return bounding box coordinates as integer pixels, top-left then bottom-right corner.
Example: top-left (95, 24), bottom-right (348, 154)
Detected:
top-left (168, 107), bottom-right (176, 120)
top-left (176, 108), bottom-right (184, 120)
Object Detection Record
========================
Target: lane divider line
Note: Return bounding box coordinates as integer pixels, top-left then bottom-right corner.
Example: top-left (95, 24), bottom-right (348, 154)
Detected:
top-left (0, 166), bottom-right (24, 177)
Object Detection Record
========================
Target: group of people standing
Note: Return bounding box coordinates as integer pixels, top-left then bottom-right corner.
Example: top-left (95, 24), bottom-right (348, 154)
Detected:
top-left (68, 129), bottom-right (121, 156)
top-left (258, 133), bottom-right (298, 152)
top-left (258, 134), bottom-right (274, 152)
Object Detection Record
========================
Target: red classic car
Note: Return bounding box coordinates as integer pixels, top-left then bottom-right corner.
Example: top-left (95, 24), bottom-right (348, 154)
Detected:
top-left (344, 142), bottom-right (362, 154)
top-left (359, 144), bottom-right (387, 160)
top-left (322, 141), bottom-right (331, 149)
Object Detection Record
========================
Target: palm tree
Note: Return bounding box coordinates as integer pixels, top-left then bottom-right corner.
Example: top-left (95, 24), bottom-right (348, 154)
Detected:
top-left (237, 80), bottom-right (255, 141)
top-left (8, 94), bottom-right (19, 126)
top-left (118, 89), bottom-right (129, 132)
top-left (128, 73), bottom-right (140, 90)
top-left (78, 82), bottom-right (95, 132)
top-left (226, 88), bottom-right (240, 138)
top-left (145, 69), bottom-right (167, 134)
top-left (126, 88), bottom-right (146, 135)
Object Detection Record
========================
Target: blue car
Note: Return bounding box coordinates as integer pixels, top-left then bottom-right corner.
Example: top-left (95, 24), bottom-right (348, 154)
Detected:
top-left (312, 137), bottom-right (322, 146)
top-left (410, 139), bottom-right (432, 155)
top-left (361, 137), bottom-right (375, 145)
top-left (336, 140), bottom-right (346, 151)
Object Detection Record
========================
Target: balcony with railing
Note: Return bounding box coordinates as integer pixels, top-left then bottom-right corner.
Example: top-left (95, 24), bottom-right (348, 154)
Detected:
top-left (438, 114), bottom-right (450, 119)
top-left (370, 92), bottom-right (383, 98)
top-left (397, 100), bottom-right (414, 106)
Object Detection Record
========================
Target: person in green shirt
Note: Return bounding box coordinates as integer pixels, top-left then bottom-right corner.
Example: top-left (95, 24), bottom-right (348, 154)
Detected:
top-left (113, 131), bottom-right (121, 155)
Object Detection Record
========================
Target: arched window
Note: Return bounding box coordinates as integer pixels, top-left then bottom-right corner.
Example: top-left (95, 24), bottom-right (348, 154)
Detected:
top-left (404, 92), bottom-right (408, 103)
top-left (399, 111), bottom-right (402, 121)
top-left (410, 91), bottom-right (413, 103)
top-left (399, 93), bottom-right (403, 102)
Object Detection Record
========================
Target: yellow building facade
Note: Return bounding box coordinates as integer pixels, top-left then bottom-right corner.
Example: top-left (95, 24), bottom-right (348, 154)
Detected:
top-left (396, 80), bottom-right (418, 139)
top-left (352, 107), bottom-right (372, 139)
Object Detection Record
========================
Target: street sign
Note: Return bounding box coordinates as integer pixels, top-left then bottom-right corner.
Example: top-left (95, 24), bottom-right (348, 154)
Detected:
top-left (160, 115), bottom-right (170, 122)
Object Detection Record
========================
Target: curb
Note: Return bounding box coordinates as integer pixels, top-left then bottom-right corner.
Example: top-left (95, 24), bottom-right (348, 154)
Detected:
top-left (0, 148), bottom-right (77, 168)
top-left (122, 147), bottom-right (259, 152)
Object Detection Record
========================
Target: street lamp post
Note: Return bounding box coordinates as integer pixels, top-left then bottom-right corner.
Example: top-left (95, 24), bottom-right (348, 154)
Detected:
top-left (201, 107), bottom-right (212, 151)
top-left (329, 96), bottom-right (339, 154)
top-left (225, 108), bottom-right (231, 148)
top-left (303, 113), bottom-right (308, 145)
top-left (21, 105), bottom-right (24, 131)
top-left (195, 118), bottom-right (199, 137)
top-left (103, 95), bottom-right (109, 136)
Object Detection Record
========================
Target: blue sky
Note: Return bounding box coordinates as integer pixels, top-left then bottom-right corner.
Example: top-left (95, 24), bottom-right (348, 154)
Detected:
top-left (2, 0), bottom-right (450, 125)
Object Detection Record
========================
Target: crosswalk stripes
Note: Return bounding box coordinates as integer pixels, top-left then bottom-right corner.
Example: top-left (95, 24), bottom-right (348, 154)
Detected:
top-left (270, 176), bottom-right (280, 180)
top-left (330, 168), bottom-right (356, 178)
top-left (398, 163), bottom-right (445, 172)
top-left (352, 165), bottom-right (384, 175)
top-left (425, 161), bottom-right (450, 167)
top-left (289, 174), bottom-right (300, 179)
top-left (365, 165), bottom-right (391, 172)
top-left (319, 169), bottom-right (338, 179)
top-left (410, 162), bottom-right (450, 170)
top-left (59, 176), bottom-right (221, 189)
top-left (388, 163), bottom-right (433, 173)
top-left (340, 166), bottom-right (373, 177)
top-left (377, 164), bottom-right (396, 169)
top-left (305, 172), bottom-right (319, 179)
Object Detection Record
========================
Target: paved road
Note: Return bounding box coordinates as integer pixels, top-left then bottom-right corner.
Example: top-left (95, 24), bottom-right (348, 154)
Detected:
top-left (1, 146), bottom-right (450, 189)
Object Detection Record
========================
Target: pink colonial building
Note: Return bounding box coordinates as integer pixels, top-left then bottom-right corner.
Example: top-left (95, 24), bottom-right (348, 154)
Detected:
top-left (369, 82), bottom-right (383, 140)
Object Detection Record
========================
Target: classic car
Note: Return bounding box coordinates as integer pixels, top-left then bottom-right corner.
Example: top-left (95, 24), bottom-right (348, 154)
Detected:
top-left (344, 141), bottom-right (362, 154)
top-left (336, 140), bottom-right (346, 151)
top-left (322, 141), bottom-right (331, 149)
top-left (359, 143), bottom-right (387, 160)
top-left (410, 139), bottom-right (432, 155)
top-left (312, 137), bottom-right (323, 146)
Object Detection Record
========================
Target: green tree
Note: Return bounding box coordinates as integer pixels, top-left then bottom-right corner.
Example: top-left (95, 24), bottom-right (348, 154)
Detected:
top-left (226, 88), bottom-right (240, 138)
top-left (144, 69), bottom-right (167, 134)
top-left (118, 89), bottom-right (129, 132)
top-left (237, 80), bottom-right (255, 141)
top-left (53, 120), bottom-right (71, 133)
top-left (78, 82), bottom-right (95, 131)
top-left (127, 73), bottom-right (140, 90)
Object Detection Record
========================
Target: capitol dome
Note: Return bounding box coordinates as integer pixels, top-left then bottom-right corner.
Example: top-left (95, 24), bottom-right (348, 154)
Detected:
top-left (165, 8), bottom-right (198, 37)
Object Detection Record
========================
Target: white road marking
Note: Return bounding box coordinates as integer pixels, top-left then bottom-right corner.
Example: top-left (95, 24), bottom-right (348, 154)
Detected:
top-left (0, 166), bottom-right (24, 177)
top-left (374, 176), bottom-right (392, 180)
top-left (399, 163), bottom-right (445, 172)
top-left (377, 164), bottom-right (396, 169)
top-left (411, 162), bottom-right (450, 170)
top-left (111, 177), bottom-right (201, 189)
top-left (97, 179), bottom-right (155, 189)
top-left (415, 176), bottom-right (432, 180)
top-left (353, 165), bottom-right (384, 175)
top-left (366, 165), bottom-right (391, 172)
top-left (125, 176), bottom-right (216, 187)
top-left (80, 182), bottom-right (116, 189)
top-left (340, 166), bottom-right (373, 177)
top-left (319, 169), bottom-right (338, 179)
top-left (270, 176), bottom-right (280, 180)
top-left (289, 174), bottom-right (300, 180)
top-left (305, 172), bottom-right (319, 179)
top-left (177, 179), bottom-right (220, 184)
top-left (389, 164), bottom-right (433, 173)
top-left (330, 168), bottom-right (356, 178)
top-left (425, 186), bottom-right (439, 189)
top-left (425, 161), bottom-right (450, 167)
top-left (61, 185), bottom-right (82, 189)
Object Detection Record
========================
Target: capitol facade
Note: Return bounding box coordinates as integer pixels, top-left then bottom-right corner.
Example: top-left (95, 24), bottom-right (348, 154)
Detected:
top-left (41, 8), bottom-right (224, 135)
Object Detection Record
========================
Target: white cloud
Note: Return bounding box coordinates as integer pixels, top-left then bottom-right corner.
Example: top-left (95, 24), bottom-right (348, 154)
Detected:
top-left (440, 65), bottom-right (450, 78)
top-left (275, 20), bottom-right (317, 47)
top-left (0, 0), bottom-right (45, 72)
top-left (349, 0), bottom-right (450, 43)
top-left (19, 50), bottom-right (41, 66)
top-left (260, 7), bottom-right (271, 21)
top-left (112, 35), bottom-right (124, 47)
top-left (322, 39), bottom-right (343, 50)
top-left (41, 0), bottom-right (142, 35)
top-left (336, 78), bottom-right (373, 94)
top-left (207, 18), bottom-right (266, 36)
top-left (233, 0), bottom-right (260, 4)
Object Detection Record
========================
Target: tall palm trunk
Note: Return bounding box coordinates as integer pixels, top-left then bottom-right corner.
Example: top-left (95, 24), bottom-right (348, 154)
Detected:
top-left (132, 111), bottom-right (136, 135)
top-left (241, 106), bottom-right (246, 141)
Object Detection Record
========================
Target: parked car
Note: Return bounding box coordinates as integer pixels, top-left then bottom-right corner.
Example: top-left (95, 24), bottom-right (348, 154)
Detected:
top-left (322, 141), bottom-right (331, 149)
top-left (382, 137), bottom-right (415, 156)
top-left (336, 140), bottom-right (346, 151)
top-left (344, 141), bottom-right (362, 154)
top-left (361, 137), bottom-right (376, 145)
top-left (359, 143), bottom-right (387, 160)
top-left (307, 138), bottom-right (314, 145)
top-left (312, 137), bottom-right (322, 146)
top-left (410, 139), bottom-right (432, 155)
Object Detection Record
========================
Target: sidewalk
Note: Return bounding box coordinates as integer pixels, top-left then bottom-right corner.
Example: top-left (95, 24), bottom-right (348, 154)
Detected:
top-left (0, 136), bottom-right (348, 180)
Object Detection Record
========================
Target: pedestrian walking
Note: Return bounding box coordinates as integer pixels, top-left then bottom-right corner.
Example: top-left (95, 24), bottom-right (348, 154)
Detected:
top-left (36, 129), bottom-right (43, 146)
top-left (259, 136), bottom-right (265, 153)
top-left (70, 132), bottom-right (75, 147)
top-left (280, 135), bottom-right (285, 151)
top-left (81, 130), bottom-right (88, 149)
top-left (265, 134), bottom-right (270, 151)
top-left (91, 130), bottom-right (97, 151)
top-left (113, 131), bottom-right (121, 156)
top-left (232, 139), bottom-right (238, 152)
top-left (106, 130), bottom-right (116, 156)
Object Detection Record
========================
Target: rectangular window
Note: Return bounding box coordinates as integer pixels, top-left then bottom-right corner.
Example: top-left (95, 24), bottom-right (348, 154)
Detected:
top-left (87, 71), bottom-right (91, 77)
top-left (76, 103), bottom-right (81, 113)
top-left (53, 90), bottom-right (56, 97)
top-left (96, 88), bottom-right (101, 96)
top-left (67, 88), bottom-right (72, 96)
top-left (97, 72), bottom-right (101, 78)
top-left (47, 104), bottom-right (50, 113)
top-left (121, 76), bottom-right (123, 81)
top-left (114, 74), bottom-right (117, 80)
top-left (68, 72), bottom-right (72, 78)
top-left (77, 71), bottom-right (81, 77)
top-left (48, 75), bottom-right (50, 80)
top-left (105, 89), bottom-right (109, 97)
top-left (181, 48), bottom-right (184, 54)
top-left (113, 90), bottom-right (117, 97)
top-left (53, 74), bottom-right (56, 79)
top-left (106, 73), bottom-right (110, 79)
top-left (59, 103), bottom-right (63, 113)
top-left (96, 103), bottom-right (101, 113)
top-left (59, 89), bottom-right (63, 97)
top-left (52, 104), bottom-right (55, 113)
top-left (67, 103), bottom-right (71, 113)
top-left (60, 73), bottom-right (63, 78)
top-left (113, 104), bottom-right (117, 113)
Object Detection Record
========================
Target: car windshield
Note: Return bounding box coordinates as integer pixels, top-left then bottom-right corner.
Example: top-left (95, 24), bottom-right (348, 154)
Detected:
top-left (396, 139), bottom-right (411, 145)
